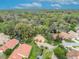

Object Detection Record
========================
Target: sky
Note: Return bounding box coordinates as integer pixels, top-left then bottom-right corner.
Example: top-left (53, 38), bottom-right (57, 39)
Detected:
top-left (0, 0), bottom-right (79, 10)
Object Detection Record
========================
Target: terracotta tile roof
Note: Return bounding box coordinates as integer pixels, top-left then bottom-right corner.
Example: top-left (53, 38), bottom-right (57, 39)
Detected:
top-left (68, 31), bottom-right (79, 39)
top-left (0, 39), bottom-right (19, 52)
top-left (59, 32), bottom-right (70, 39)
top-left (8, 44), bottom-right (32, 59)
top-left (67, 50), bottom-right (79, 57)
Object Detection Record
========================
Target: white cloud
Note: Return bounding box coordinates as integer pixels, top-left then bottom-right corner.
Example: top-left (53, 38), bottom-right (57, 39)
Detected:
top-left (37, 0), bottom-right (79, 5)
top-left (72, 1), bottom-right (79, 5)
top-left (51, 4), bottom-right (61, 9)
top-left (59, 1), bottom-right (79, 5)
top-left (20, 2), bottom-right (42, 7)
top-left (15, 2), bottom-right (42, 9)
top-left (14, 6), bottom-right (22, 9)
top-left (37, 0), bottom-right (75, 2)
top-left (39, 0), bottom-right (52, 2)
top-left (59, 2), bottom-right (70, 5)
top-left (51, 4), bottom-right (61, 7)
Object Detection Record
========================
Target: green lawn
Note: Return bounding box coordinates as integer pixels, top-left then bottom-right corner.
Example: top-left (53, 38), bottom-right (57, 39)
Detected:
top-left (0, 52), bottom-right (7, 59)
top-left (29, 41), bottom-right (42, 59)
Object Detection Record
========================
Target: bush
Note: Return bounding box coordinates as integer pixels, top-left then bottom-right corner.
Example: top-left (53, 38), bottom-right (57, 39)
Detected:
top-left (54, 46), bottom-right (67, 59)
top-left (15, 22), bottom-right (35, 41)
top-left (43, 49), bottom-right (53, 59)
top-left (4, 49), bottom-right (13, 56)
top-left (0, 52), bottom-right (6, 59)
top-left (0, 21), bottom-right (16, 38)
top-left (0, 16), bottom-right (4, 22)
top-left (29, 41), bottom-right (41, 59)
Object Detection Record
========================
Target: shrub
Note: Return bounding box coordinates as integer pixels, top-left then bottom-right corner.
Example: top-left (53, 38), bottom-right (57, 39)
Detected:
top-left (4, 49), bottom-right (13, 57)
top-left (0, 52), bottom-right (6, 59)
top-left (0, 21), bottom-right (16, 38)
top-left (54, 46), bottom-right (67, 59)
top-left (15, 22), bottom-right (35, 41)
top-left (43, 49), bottom-right (53, 59)
top-left (0, 16), bottom-right (4, 22)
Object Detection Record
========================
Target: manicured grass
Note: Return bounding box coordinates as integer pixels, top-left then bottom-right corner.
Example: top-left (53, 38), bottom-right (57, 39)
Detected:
top-left (0, 52), bottom-right (7, 59)
top-left (54, 46), bottom-right (67, 59)
top-left (29, 41), bottom-right (42, 59)
top-left (53, 39), bottom-right (62, 45)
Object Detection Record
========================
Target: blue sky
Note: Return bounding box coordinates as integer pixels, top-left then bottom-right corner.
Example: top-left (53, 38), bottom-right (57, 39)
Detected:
top-left (0, 0), bottom-right (79, 10)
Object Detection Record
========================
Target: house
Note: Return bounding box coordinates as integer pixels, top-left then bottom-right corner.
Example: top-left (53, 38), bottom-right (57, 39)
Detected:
top-left (66, 49), bottom-right (79, 59)
top-left (52, 30), bottom-right (79, 40)
top-left (52, 33), bottom-right (59, 39)
top-left (0, 39), bottom-right (19, 52)
top-left (34, 34), bottom-right (45, 44)
top-left (8, 44), bottom-right (32, 59)
top-left (37, 43), bottom-right (56, 50)
top-left (59, 32), bottom-right (70, 39)
top-left (62, 40), bottom-right (79, 48)
top-left (68, 30), bottom-right (79, 39)
top-left (0, 33), bottom-right (10, 45)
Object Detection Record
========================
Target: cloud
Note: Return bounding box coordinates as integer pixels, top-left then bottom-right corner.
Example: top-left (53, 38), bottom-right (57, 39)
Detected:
top-left (36, 0), bottom-right (79, 4)
top-left (37, 0), bottom-right (76, 2)
top-left (72, 1), bottom-right (79, 5)
top-left (59, 2), bottom-right (79, 5)
top-left (38, 0), bottom-right (52, 2)
top-left (57, 0), bottom-right (79, 5)
top-left (15, 2), bottom-right (42, 9)
top-left (51, 4), bottom-right (61, 7)
top-left (59, 2), bottom-right (70, 5)
top-left (51, 4), bottom-right (61, 9)
top-left (14, 6), bottom-right (22, 9)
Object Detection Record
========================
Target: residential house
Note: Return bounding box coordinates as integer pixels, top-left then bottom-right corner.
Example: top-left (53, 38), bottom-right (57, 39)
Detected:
top-left (0, 33), bottom-right (10, 45)
top-left (66, 49), bottom-right (79, 59)
top-left (68, 30), bottom-right (79, 40)
top-left (37, 43), bottom-right (56, 50)
top-left (0, 39), bottom-right (19, 52)
top-left (59, 32), bottom-right (70, 40)
top-left (62, 40), bottom-right (79, 48)
top-left (34, 34), bottom-right (45, 44)
top-left (8, 44), bottom-right (32, 59)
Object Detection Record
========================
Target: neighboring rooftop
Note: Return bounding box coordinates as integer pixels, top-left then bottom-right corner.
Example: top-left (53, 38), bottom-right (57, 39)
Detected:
top-left (59, 32), bottom-right (70, 40)
top-left (8, 44), bottom-right (32, 59)
top-left (66, 49), bottom-right (79, 59)
top-left (0, 33), bottom-right (10, 45)
top-left (34, 34), bottom-right (45, 44)
top-left (0, 39), bottom-right (19, 52)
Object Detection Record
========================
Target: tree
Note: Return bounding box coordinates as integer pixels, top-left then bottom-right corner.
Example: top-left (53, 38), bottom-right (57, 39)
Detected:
top-left (15, 22), bottom-right (35, 41)
top-left (54, 46), bottom-right (67, 59)
top-left (4, 49), bottom-right (13, 57)
top-left (43, 49), bottom-right (53, 59)
top-left (0, 16), bottom-right (4, 22)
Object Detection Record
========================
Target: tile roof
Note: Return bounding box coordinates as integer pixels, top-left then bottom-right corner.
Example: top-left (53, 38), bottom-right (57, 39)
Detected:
top-left (67, 50), bottom-right (79, 57)
top-left (59, 32), bottom-right (70, 39)
top-left (8, 44), bottom-right (32, 59)
top-left (0, 39), bottom-right (19, 52)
